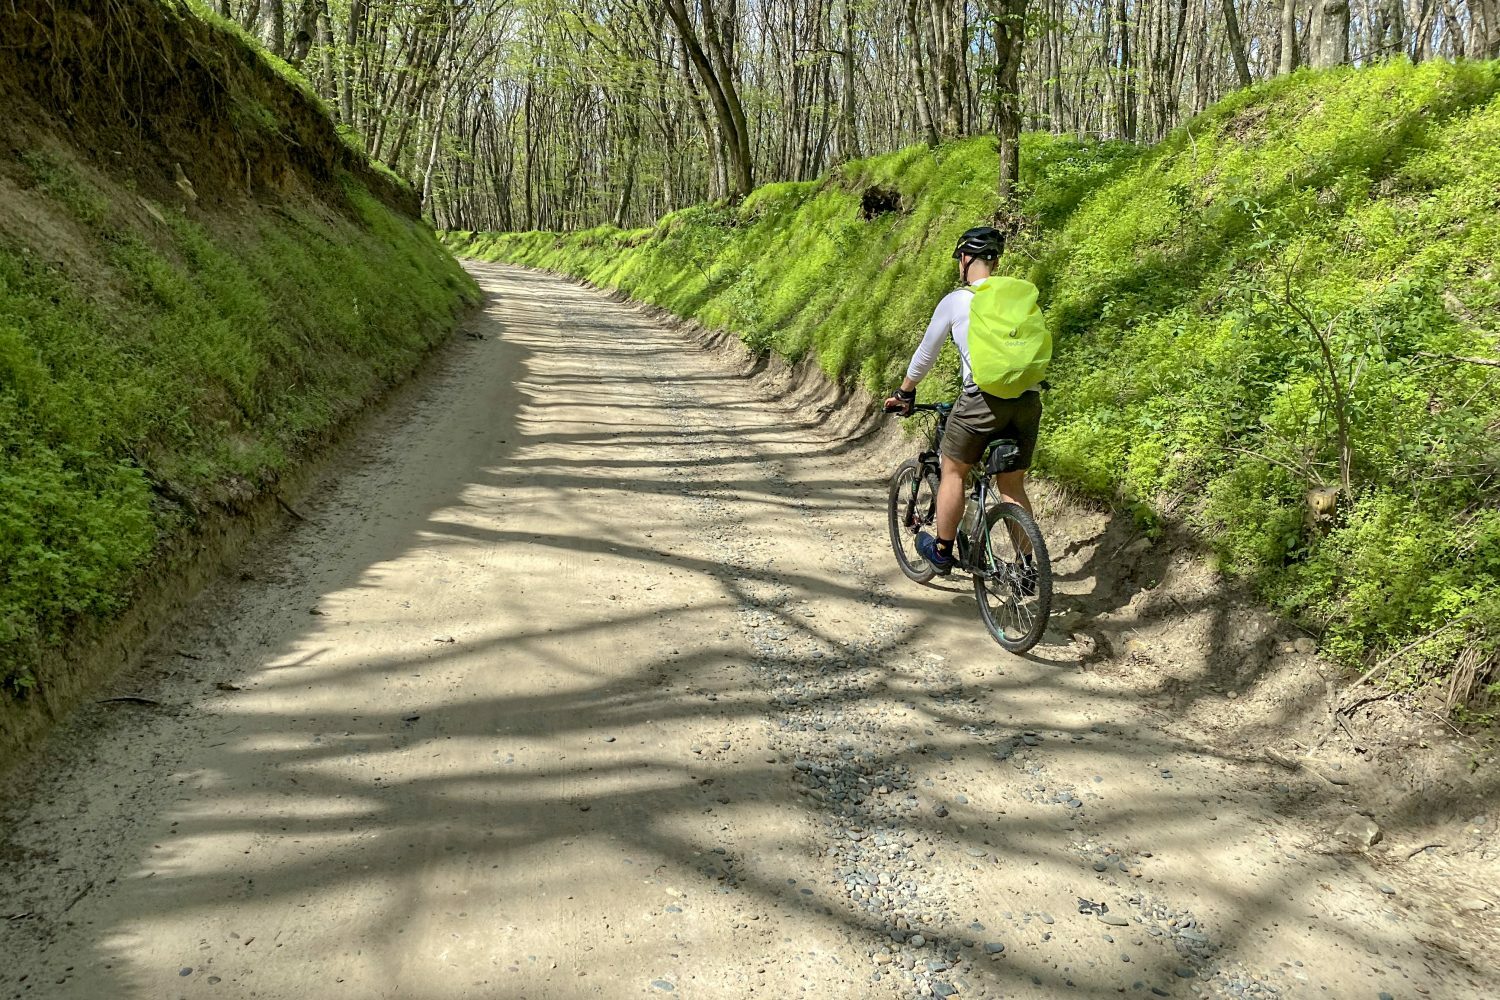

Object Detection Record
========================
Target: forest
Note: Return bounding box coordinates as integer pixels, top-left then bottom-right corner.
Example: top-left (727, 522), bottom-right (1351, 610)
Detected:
top-left (1, 2), bottom-right (1498, 995)
top-left (212, 0), bottom-right (1500, 229)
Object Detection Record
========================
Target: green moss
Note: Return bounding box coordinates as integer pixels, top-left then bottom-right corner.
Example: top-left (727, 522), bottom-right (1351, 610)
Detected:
top-left (0, 153), bottom-right (475, 692)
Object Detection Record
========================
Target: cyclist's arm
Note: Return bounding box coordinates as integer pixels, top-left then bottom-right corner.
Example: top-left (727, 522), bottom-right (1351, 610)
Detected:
top-left (901, 291), bottom-right (966, 390)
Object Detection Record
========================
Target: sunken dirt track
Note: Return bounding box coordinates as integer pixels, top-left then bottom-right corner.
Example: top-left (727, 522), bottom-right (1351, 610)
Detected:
top-left (2, 263), bottom-right (1495, 1000)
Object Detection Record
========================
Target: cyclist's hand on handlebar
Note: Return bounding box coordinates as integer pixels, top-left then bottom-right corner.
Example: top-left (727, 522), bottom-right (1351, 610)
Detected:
top-left (883, 388), bottom-right (916, 416)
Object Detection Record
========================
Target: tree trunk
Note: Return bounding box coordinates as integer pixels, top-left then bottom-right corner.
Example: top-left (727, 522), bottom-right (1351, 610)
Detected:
top-left (340, 0), bottom-right (365, 126)
top-left (287, 2), bottom-right (317, 67)
top-left (989, 0), bottom-right (1028, 204)
top-left (905, 0), bottom-right (941, 145)
top-left (420, 84), bottom-right (450, 210)
top-left (1312, 0), bottom-right (1350, 66)
top-left (1279, 0), bottom-right (1300, 73)
top-left (614, 136), bottom-right (641, 228)
top-left (1469, 0), bottom-right (1500, 57)
top-left (1117, 0), bottom-right (1137, 140)
top-left (523, 80), bottom-right (535, 230)
top-left (262, 0), bottom-right (285, 57)
top-left (1222, 0), bottom-right (1253, 88)
top-left (662, 0), bottom-right (754, 197)
top-left (613, 68), bottom-right (644, 226)
top-left (932, 0), bottom-right (964, 136)
top-left (1049, 0), bottom-right (1064, 130)
top-left (840, 0), bottom-right (862, 160)
top-left (241, 0), bottom-right (262, 36)
top-left (678, 47), bottom-right (726, 198)
top-left (420, 9), bottom-right (458, 211)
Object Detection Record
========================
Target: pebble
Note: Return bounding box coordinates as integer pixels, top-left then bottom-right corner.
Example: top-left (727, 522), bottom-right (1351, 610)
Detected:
top-left (651, 980), bottom-right (675, 992)
top-left (1335, 814), bottom-right (1383, 849)
top-left (910, 934), bottom-right (927, 947)
top-left (983, 942), bottom-right (1004, 954)
top-left (178, 968), bottom-right (192, 977)
top-left (1098, 912), bottom-right (1130, 927)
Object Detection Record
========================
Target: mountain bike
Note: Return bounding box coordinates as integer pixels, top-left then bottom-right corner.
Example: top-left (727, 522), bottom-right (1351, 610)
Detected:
top-left (886, 401), bottom-right (1052, 653)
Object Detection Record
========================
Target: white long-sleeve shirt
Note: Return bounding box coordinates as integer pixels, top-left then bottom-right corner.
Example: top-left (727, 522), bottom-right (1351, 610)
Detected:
top-left (905, 280), bottom-right (986, 391)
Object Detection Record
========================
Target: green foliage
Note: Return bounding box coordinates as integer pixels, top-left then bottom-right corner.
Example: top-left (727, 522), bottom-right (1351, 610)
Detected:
top-left (1, 153), bottom-right (475, 693)
top-left (448, 60), bottom-right (1500, 703)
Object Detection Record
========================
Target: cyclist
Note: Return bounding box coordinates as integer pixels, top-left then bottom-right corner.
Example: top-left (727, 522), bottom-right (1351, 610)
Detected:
top-left (883, 226), bottom-right (1042, 579)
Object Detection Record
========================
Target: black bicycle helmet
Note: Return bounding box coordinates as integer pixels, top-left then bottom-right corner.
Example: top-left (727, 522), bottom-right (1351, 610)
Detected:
top-left (952, 225), bottom-right (1004, 261)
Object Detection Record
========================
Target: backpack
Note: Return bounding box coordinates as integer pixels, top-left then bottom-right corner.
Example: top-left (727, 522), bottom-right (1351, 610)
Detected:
top-left (967, 276), bottom-right (1051, 398)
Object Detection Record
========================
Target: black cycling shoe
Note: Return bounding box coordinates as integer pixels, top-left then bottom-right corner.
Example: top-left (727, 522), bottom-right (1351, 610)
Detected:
top-left (916, 532), bottom-right (954, 576)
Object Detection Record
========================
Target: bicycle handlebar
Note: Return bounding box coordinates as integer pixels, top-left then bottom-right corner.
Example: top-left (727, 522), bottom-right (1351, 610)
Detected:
top-left (883, 401), bottom-right (950, 415)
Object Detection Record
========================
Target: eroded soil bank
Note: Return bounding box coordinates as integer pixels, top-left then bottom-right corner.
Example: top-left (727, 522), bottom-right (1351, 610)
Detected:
top-left (2, 263), bottom-right (1495, 999)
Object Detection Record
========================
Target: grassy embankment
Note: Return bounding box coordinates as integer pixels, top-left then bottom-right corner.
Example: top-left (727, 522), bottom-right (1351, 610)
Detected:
top-left (449, 60), bottom-right (1500, 712)
top-left (0, 0), bottom-right (477, 720)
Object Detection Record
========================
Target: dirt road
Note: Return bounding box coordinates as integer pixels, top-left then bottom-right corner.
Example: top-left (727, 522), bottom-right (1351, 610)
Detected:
top-left (2, 263), bottom-right (1495, 999)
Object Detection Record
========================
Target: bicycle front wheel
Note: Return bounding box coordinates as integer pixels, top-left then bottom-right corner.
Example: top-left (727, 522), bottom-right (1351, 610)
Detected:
top-left (972, 501), bottom-right (1052, 652)
top-left (888, 458), bottom-right (939, 583)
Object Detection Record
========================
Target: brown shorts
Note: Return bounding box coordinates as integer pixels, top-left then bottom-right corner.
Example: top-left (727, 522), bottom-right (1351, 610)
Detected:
top-left (939, 389), bottom-right (1042, 469)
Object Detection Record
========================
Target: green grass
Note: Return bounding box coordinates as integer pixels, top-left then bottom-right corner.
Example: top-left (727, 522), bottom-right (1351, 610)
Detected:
top-left (1, 154), bottom-right (476, 692)
top-left (449, 59), bottom-right (1500, 708)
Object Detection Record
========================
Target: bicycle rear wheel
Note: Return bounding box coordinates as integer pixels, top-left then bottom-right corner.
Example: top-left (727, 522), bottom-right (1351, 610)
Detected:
top-left (972, 501), bottom-right (1052, 652)
top-left (888, 458), bottom-right (939, 583)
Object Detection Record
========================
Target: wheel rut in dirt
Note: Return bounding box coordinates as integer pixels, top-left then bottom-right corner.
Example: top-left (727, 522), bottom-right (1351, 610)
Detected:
top-left (1, 263), bottom-right (1495, 1000)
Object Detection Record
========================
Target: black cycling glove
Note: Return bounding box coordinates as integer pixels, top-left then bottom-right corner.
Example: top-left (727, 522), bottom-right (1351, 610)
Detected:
top-left (884, 387), bottom-right (917, 415)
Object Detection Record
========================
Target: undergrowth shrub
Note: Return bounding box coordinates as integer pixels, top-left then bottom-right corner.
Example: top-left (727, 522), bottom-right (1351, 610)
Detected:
top-left (448, 59), bottom-right (1500, 708)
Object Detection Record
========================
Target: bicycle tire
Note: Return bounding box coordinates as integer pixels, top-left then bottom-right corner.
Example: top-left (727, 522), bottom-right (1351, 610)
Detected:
top-left (972, 501), bottom-right (1052, 653)
top-left (888, 458), bottom-right (939, 583)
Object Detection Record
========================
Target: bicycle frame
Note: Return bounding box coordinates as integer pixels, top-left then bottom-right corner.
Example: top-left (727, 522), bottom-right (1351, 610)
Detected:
top-left (908, 403), bottom-right (1001, 581)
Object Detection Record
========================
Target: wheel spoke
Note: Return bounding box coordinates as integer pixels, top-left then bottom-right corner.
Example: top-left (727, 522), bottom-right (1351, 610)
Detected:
top-left (973, 500), bottom-right (1051, 652)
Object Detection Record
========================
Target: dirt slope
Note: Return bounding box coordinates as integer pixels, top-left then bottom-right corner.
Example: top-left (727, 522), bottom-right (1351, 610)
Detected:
top-left (1, 264), bottom-right (1495, 999)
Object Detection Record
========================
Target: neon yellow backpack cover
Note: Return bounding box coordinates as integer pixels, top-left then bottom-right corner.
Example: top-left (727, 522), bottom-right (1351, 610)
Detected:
top-left (968, 276), bottom-right (1051, 398)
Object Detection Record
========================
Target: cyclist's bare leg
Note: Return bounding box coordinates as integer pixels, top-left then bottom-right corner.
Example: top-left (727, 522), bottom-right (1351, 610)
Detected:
top-left (995, 469), bottom-right (1035, 556)
top-left (995, 470), bottom-right (1032, 514)
top-left (936, 455), bottom-right (972, 540)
